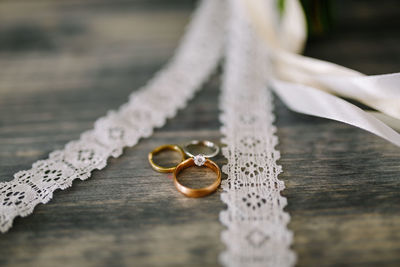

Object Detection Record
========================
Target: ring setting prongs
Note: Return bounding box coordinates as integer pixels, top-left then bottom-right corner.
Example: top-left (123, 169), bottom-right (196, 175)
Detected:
top-left (193, 154), bottom-right (206, 166)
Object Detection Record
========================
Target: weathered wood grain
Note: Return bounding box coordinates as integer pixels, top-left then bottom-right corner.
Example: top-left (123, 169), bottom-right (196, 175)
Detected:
top-left (0, 0), bottom-right (399, 266)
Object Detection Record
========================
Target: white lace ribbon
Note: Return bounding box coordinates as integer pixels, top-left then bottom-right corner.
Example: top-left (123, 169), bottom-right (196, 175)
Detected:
top-left (0, 0), bottom-right (226, 233)
top-left (219, 0), bottom-right (295, 266)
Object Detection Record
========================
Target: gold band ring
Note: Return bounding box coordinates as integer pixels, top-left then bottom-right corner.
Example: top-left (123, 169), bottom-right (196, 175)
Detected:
top-left (173, 157), bottom-right (221, 198)
top-left (148, 144), bottom-right (186, 173)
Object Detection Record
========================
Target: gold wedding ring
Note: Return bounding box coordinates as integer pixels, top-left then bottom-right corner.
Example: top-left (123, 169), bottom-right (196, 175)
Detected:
top-left (148, 144), bottom-right (186, 173)
top-left (149, 142), bottom-right (221, 197)
top-left (173, 157), bottom-right (221, 198)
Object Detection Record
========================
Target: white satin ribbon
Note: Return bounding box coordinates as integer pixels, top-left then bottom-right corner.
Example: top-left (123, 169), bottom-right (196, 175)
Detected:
top-left (271, 79), bottom-right (400, 147)
top-left (244, 0), bottom-right (400, 148)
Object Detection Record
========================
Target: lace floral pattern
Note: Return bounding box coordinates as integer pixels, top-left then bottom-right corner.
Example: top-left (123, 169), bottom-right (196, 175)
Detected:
top-left (0, 0), bottom-right (226, 233)
top-left (219, 0), bottom-right (295, 266)
top-left (1, 0), bottom-right (296, 266)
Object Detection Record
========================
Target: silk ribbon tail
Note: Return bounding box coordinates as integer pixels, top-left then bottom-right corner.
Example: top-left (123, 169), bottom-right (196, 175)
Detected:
top-left (271, 79), bottom-right (400, 147)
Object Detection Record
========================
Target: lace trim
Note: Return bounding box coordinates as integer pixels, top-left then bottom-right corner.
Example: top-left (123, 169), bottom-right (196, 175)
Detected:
top-left (0, 0), bottom-right (226, 233)
top-left (219, 0), bottom-right (296, 266)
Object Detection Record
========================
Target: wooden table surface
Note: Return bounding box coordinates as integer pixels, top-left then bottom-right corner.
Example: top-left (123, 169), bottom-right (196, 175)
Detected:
top-left (0, 0), bottom-right (399, 266)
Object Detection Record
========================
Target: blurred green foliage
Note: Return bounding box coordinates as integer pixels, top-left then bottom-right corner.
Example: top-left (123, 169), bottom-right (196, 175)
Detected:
top-left (300, 0), bottom-right (334, 36)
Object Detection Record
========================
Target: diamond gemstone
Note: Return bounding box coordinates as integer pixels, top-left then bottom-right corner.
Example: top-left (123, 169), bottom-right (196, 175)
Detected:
top-left (193, 154), bottom-right (206, 166)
